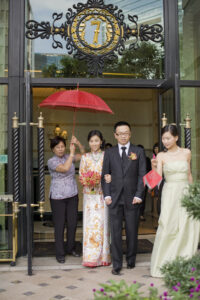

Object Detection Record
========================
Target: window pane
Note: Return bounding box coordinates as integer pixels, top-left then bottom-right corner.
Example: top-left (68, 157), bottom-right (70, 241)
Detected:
top-left (179, 0), bottom-right (200, 80)
top-left (0, 204), bottom-right (13, 258)
top-left (0, 0), bottom-right (9, 77)
top-left (161, 89), bottom-right (174, 124)
top-left (25, 0), bottom-right (164, 79)
top-left (180, 88), bottom-right (200, 181)
top-left (0, 85), bottom-right (7, 193)
top-left (0, 85), bottom-right (9, 259)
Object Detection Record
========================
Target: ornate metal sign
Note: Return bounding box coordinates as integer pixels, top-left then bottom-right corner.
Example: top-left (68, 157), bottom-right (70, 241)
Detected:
top-left (25, 0), bottom-right (163, 75)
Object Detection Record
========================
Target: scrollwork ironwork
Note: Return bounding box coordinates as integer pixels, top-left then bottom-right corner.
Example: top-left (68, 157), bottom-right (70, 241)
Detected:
top-left (25, 0), bottom-right (163, 75)
top-left (139, 24), bottom-right (163, 43)
top-left (26, 20), bottom-right (51, 40)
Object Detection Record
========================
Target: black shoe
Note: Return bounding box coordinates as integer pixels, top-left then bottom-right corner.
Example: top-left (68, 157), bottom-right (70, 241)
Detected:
top-left (56, 256), bottom-right (65, 263)
top-left (67, 250), bottom-right (80, 257)
top-left (111, 268), bottom-right (121, 275)
top-left (127, 263), bottom-right (135, 269)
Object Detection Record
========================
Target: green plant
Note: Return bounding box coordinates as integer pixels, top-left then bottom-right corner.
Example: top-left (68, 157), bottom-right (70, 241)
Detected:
top-left (181, 182), bottom-right (200, 221)
top-left (93, 280), bottom-right (160, 299)
top-left (92, 278), bottom-right (200, 299)
top-left (161, 254), bottom-right (200, 295)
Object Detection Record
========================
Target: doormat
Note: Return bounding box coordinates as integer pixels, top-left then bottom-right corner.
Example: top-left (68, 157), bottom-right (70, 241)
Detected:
top-left (33, 241), bottom-right (82, 257)
top-left (123, 239), bottom-right (153, 254)
top-left (33, 239), bottom-right (153, 257)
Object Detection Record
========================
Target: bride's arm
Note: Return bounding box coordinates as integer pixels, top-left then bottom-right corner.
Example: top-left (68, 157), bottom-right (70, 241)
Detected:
top-left (156, 152), bottom-right (163, 177)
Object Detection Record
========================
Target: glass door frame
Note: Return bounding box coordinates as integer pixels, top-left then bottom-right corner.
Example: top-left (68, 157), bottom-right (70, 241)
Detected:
top-left (157, 75), bottom-right (180, 149)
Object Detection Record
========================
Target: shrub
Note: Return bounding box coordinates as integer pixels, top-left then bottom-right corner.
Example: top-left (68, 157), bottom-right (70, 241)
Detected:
top-left (93, 278), bottom-right (200, 299)
top-left (181, 182), bottom-right (200, 221)
top-left (161, 254), bottom-right (200, 295)
top-left (93, 280), bottom-right (160, 299)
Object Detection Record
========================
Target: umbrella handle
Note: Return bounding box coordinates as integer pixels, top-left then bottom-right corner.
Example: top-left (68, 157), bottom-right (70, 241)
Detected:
top-left (72, 108), bottom-right (77, 137)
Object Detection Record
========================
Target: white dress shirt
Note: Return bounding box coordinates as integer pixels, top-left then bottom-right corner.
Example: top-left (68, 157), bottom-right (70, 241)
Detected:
top-left (118, 142), bottom-right (130, 157)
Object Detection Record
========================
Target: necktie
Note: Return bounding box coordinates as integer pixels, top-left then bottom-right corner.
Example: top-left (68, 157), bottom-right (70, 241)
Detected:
top-left (121, 146), bottom-right (127, 171)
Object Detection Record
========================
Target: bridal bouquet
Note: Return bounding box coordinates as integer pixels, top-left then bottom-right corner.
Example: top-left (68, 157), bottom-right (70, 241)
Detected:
top-left (79, 171), bottom-right (101, 188)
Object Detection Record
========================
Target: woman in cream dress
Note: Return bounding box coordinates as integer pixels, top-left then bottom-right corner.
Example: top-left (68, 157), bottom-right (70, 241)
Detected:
top-left (79, 130), bottom-right (111, 267)
top-left (150, 124), bottom-right (200, 277)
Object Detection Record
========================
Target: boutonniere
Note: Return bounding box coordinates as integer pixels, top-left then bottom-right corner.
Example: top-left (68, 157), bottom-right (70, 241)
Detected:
top-left (128, 152), bottom-right (137, 160)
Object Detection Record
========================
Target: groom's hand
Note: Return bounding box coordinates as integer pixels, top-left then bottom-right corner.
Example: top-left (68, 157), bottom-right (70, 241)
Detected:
top-left (132, 197), bottom-right (142, 205)
top-left (105, 196), bottom-right (112, 205)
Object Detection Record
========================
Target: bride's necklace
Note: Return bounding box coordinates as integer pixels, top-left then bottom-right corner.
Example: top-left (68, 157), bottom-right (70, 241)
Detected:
top-left (167, 146), bottom-right (180, 155)
top-left (91, 151), bottom-right (102, 162)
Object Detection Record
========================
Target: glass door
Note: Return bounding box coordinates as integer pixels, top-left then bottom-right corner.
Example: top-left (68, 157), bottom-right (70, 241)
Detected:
top-left (0, 86), bottom-right (12, 262)
top-left (159, 88), bottom-right (175, 124)
top-left (158, 83), bottom-right (175, 149)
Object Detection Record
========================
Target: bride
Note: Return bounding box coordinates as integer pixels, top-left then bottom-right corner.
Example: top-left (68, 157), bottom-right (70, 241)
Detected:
top-left (79, 130), bottom-right (111, 267)
top-left (150, 124), bottom-right (200, 277)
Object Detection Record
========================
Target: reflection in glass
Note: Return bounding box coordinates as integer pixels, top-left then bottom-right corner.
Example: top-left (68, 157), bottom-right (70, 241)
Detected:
top-left (26, 0), bottom-right (164, 79)
top-left (179, 0), bottom-right (200, 80)
top-left (0, 0), bottom-right (8, 77)
top-left (180, 88), bottom-right (200, 181)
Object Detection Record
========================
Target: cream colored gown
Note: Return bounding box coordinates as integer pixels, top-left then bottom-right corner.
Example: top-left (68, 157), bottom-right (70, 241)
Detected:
top-left (79, 152), bottom-right (111, 267)
top-left (151, 161), bottom-right (200, 277)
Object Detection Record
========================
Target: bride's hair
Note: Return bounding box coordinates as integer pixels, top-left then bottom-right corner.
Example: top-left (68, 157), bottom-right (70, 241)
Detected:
top-left (161, 124), bottom-right (178, 137)
top-left (87, 130), bottom-right (105, 150)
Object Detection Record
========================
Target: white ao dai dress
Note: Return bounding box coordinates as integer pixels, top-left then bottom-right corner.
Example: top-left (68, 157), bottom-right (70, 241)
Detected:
top-left (79, 152), bottom-right (111, 267)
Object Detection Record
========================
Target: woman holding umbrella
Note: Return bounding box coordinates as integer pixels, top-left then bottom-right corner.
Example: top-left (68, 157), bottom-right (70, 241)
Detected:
top-left (48, 135), bottom-right (85, 263)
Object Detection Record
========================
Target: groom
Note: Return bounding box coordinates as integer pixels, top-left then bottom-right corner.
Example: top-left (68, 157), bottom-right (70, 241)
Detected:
top-left (101, 121), bottom-right (146, 275)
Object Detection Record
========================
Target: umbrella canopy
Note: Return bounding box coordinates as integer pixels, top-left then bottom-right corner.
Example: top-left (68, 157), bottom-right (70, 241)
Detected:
top-left (39, 90), bottom-right (113, 114)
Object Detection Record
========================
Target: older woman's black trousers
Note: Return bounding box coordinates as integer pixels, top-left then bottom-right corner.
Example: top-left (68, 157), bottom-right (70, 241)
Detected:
top-left (50, 195), bottom-right (79, 259)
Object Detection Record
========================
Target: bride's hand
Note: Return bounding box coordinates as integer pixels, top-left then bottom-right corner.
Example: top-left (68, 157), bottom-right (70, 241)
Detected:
top-left (104, 174), bottom-right (111, 183)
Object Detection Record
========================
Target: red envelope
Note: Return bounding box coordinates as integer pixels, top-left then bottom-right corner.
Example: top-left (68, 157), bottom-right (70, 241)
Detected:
top-left (143, 170), bottom-right (162, 189)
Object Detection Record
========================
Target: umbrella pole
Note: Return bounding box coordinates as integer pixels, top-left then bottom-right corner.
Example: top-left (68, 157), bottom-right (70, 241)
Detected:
top-left (72, 108), bottom-right (77, 136)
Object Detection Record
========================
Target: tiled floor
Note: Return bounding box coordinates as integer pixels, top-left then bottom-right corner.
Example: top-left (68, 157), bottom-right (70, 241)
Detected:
top-left (0, 215), bottom-right (160, 300)
top-left (0, 253), bottom-right (164, 300)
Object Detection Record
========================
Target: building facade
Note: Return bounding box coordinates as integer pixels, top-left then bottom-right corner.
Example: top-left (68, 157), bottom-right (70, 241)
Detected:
top-left (0, 0), bottom-right (200, 260)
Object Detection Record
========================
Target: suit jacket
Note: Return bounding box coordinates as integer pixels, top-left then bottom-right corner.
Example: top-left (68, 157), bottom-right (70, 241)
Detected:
top-left (101, 143), bottom-right (146, 209)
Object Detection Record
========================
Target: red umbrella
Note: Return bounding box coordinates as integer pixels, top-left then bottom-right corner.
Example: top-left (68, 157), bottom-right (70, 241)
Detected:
top-left (39, 89), bottom-right (113, 134)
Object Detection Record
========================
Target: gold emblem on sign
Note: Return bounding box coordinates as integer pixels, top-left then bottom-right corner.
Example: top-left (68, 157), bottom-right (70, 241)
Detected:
top-left (69, 8), bottom-right (122, 55)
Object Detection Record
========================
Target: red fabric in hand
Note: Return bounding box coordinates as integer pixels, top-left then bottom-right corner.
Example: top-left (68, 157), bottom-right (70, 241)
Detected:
top-left (143, 170), bottom-right (162, 189)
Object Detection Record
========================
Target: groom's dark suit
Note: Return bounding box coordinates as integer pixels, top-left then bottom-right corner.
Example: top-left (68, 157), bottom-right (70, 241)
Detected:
top-left (101, 143), bottom-right (146, 271)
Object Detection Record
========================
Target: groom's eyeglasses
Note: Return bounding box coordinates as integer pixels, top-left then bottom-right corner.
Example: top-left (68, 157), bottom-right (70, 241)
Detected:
top-left (115, 132), bottom-right (130, 137)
